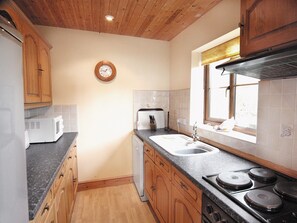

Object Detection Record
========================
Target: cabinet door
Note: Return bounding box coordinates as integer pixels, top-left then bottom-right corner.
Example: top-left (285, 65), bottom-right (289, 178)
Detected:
top-left (23, 24), bottom-right (41, 103)
top-left (144, 154), bottom-right (155, 204)
top-left (72, 146), bottom-right (78, 196)
top-left (55, 179), bottom-right (68, 223)
top-left (39, 40), bottom-right (52, 103)
top-left (44, 203), bottom-right (56, 223)
top-left (66, 167), bottom-right (74, 221)
top-left (240, 0), bottom-right (297, 56)
top-left (154, 166), bottom-right (171, 223)
top-left (171, 185), bottom-right (201, 223)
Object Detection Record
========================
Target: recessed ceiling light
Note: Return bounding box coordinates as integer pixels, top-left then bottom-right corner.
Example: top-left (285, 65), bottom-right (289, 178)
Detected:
top-left (105, 15), bottom-right (114, 22)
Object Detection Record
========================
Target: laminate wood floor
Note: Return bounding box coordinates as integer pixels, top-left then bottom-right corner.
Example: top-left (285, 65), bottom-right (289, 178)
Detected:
top-left (71, 183), bottom-right (157, 223)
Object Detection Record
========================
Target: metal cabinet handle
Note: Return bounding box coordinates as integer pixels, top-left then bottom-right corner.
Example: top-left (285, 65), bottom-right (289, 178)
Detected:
top-left (59, 173), bottom-right (64, 178)
top-left (238, 22), bottom-right (244, 28)
top-left (151, 185), bottom-right (156, 191)
top-left (41, 203), bottom-right (50, 215)
top-left (180, 182), bottom-right (188, 190)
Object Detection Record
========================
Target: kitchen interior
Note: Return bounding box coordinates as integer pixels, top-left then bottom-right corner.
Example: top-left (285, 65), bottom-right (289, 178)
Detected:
top-left (1, 0), bottom-right (297, 223)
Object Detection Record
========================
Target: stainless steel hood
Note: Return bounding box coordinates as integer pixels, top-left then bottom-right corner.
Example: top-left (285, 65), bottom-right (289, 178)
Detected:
top-left (216, 45), bottom-right (297, 80)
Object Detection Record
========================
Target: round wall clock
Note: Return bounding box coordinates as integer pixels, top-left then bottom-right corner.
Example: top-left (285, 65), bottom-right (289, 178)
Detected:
top-left (94, 60), bottom-right (117, 82)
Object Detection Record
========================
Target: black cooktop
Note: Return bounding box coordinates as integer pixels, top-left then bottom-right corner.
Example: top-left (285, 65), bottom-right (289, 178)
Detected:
top-left (203, 167), bottom-right (297, 223)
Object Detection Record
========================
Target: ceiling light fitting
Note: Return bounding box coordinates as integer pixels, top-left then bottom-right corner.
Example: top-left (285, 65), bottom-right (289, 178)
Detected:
top-left (105, 15), bottom-right (114, 22)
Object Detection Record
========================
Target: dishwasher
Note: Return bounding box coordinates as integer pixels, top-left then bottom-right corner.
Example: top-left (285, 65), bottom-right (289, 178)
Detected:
top-left (132, 108), bottom-right (165, 201)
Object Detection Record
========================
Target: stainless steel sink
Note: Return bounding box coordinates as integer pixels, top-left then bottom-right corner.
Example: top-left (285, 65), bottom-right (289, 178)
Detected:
top-left (149, 134), bottom-right (219, 156)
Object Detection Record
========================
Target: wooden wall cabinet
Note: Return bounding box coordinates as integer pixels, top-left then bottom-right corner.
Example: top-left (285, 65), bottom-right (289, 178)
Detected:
top-left (0, 0), bottom-right (52, 109)
top-left (22, 23), bottom-right (42, 103)
top-left (21, 13), bottom-right (52, 108)
top-left (31, 144), bottom-right (78, 223)
top-left (38, 39), bottom-right (52, 103)
top-left (144, 143), bottom-right (202, 223)
top-left (240, 0), bottom-right (297, 56)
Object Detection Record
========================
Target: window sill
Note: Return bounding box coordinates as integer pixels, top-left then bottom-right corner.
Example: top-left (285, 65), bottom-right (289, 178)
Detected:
top-left (198, 124), bottom-right (256, 144)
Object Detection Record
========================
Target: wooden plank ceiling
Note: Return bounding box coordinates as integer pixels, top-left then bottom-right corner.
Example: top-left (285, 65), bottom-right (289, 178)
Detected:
top-left (13, 0), bottom-right (222, 41)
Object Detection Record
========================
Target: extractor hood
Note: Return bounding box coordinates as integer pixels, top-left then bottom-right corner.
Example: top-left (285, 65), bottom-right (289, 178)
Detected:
top-left (216, 45), bottom-right (297, 80)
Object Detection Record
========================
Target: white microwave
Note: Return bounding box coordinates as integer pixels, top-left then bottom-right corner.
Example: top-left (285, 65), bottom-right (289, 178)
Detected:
top-left (25, 115), bottom-right (64, 143)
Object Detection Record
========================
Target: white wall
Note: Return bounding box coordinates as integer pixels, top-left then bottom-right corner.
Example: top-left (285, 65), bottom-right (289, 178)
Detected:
top-left (38, 26), bottom-right (170, 182)
top-left (170, 0), bottom-right (240, 90)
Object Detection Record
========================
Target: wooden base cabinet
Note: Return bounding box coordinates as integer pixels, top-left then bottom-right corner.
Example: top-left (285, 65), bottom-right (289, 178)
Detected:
top-left (32, 189), bottom-right (56, 223)
top-left (55, 178), bottom-right (68, 223)
top-left (144, 154), bottom-right (155, 204)
top-left (144, 143), bottom-right (202, 223)
top-left (171, 185), bottom-right (201, 223)
top-left (144, 146), bottom-right (171, 223)
top-left (154, 166), bottom-right (171, 223)
top-left (30, 143), bottom-right (78, 223)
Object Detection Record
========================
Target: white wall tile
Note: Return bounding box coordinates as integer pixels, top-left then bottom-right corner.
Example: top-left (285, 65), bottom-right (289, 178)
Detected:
top-left (283, 78), bottom-right (296, 94)
top-left (269, 94), bottom-right (282, 107)
top-left (258, 80), bottom-right (270, 95)
top-left (270, 79), bottom-right (283, 95)
top-left (258, 94), bottom-right (270, 108)
top-left (282, 94), bottom-right (295, 109)
top-left (25, 104), bottom-right (78, 132)
top-left (133, 90), bottom-right (170, 129)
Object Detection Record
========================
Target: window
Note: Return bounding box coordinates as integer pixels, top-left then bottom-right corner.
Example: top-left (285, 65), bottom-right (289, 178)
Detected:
top-left (204, 60), bottom-right (259, 134)
top-left (202, 37), bottom-right (259, 135)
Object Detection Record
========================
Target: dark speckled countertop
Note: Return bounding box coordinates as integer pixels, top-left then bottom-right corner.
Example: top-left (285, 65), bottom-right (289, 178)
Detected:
top-left (26, 132), bottom-right (78, 220)
top-left (135, 129), bottom-right (261, 223)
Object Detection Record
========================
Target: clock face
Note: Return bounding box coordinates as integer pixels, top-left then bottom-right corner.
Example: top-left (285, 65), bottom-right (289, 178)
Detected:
top-left (94, 61), bottom-right (117, 82)
top-left (99, 65), bottom-right (113, 77)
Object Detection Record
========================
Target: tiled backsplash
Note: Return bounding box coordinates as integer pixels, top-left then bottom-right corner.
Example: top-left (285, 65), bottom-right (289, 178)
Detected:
top-left (133, 90), bottom-right (169, 128)
top-left (257, 78), bottom-right (297, 170)
top-left (25, 105), bottom-right (78, 132)
top-left (169, 89), bottom-right (190, 133)
top-left (166, 79), bottom-right (297, 171)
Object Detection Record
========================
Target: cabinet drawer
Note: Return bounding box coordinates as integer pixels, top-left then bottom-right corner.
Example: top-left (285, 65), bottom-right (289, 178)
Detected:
top-left (66, 149), bottom-right (74, 168)
top-left (53, 163), bottom-right (66, 196)
top-left (155, 151), bottom-right (171, 179)
top-left (33, 188), bottom-right (53, 223)
top-left (172, 166), bottom-right (202, 212)
top-left (144, 143), bottom-right (155, 161)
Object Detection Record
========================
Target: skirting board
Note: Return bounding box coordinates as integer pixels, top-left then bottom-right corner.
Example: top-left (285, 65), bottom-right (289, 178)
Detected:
top-left (78, 175), bottom-right (133, 192)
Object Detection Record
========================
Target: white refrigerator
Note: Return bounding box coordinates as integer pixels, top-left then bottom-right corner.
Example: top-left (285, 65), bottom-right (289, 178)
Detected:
top-left (0, 12), bottom-right (29, 223)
